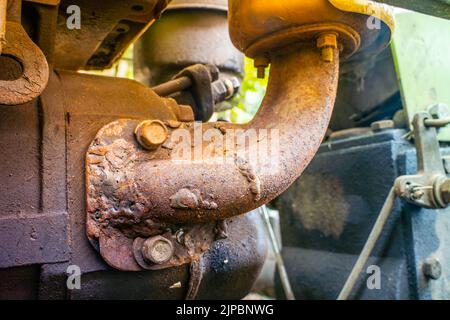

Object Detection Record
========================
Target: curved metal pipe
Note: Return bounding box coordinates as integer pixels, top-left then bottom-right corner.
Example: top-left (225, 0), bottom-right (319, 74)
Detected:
top-left (88, 44), bottom-right (339, 227)
top-left (151, 45), bottom-right (338, 224)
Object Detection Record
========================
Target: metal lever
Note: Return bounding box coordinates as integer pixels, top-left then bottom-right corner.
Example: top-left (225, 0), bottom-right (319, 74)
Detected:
top-left (395, 113), bottom-right (450, 209)
top-left (337, 188), bottom-right (397, 300)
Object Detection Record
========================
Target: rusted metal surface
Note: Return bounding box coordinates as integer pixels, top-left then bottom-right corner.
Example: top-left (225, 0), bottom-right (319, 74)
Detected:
top-left (0, 0), bottom-right (6, 55)
top-left (86, 45), bottom-right (340, 270)
top-left (152, 76), bottom-right (193, 97)
top-left (24, 0), bottom-right (60, 5)
top-left (0, 21), bottom-right (49, 105)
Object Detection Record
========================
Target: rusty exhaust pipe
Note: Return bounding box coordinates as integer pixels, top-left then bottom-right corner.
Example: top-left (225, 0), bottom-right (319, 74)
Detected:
top-left (87, 44), bottom-right (338, 222)
top-left (86, 44), bottom-right (339, 270)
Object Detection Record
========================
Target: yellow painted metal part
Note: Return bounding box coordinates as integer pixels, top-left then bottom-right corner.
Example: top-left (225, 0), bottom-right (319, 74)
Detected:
top-left (0, 0), bottom-right (6, 55)
top-left (228, 0), bottom-right (394, 61)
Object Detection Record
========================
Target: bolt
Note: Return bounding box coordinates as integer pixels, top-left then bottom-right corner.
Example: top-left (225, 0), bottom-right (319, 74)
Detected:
top-left (317, 33), bottom-right (338, 63)
top-left (423, 258), bottom-right (442, 280)
top-left (371, 120), bottom-right (395, 132)
top-left (428, 103), bottom-right (450, 120)
top-left (135, 120), bottom-right (168, 150)
top-left (141, 235), bottom-right (174, 264)
top-left (254, 56), bottom-right (270, 79)
top-left (411, 189), bottom-right (424, 201)
top-left (223, 77), bottom-right (240, 100)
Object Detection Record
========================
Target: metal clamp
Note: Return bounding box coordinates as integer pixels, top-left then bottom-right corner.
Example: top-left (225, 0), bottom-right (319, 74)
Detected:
top-left (395, 113), bottom-right (450, 209)
top-left (151, 64), bottom-right (240, 121)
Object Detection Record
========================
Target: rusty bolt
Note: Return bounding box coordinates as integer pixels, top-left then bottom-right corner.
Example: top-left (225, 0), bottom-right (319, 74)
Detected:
top-left (141, 236), bottom-right (174, 264)
top-left (317, 33), bottom-right (338, 63)
top-left (422, 258), bottom-right (442, 280)
top-left (254, 56), bottom-right (270, 79)
top-left (135, 120), bottom-right (169, 150)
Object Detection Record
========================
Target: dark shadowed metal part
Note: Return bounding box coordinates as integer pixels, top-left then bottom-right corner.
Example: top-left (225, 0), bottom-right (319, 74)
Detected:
top-left (134, 3), bottom-right (244, 86)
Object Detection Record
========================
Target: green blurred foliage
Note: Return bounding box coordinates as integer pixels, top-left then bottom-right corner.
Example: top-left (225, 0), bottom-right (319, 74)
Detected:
top-left (217, 57), bottom-right (268, 124)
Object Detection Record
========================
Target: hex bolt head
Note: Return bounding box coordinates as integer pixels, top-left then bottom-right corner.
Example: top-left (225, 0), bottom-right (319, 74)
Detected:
top-left (317, 33), bottom-right (338, 63)
top-left (141, 236), bottom-right (174, 265)
top-left (422, 258), bottom-right (442, 280)
top-left (135, 120), bottom-right (168, 150)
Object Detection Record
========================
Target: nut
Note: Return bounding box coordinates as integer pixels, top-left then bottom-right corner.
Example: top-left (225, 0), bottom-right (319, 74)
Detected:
top-left (141, 236), bottom-right (174, 264)
top-left (135, 120), bottom-right (168, 150)
top-left (317, 33), bottom-right (338, 63)
top-left (254, 55), bottom-right (270, 79)
top-left (439, 178), bottom-right (450, 204)
top-left (422, 258), bottom-right (442, 280)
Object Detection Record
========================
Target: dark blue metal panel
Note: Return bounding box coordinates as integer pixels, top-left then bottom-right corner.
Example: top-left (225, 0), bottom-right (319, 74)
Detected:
top-left (277, 128), bottom-right (450, 299)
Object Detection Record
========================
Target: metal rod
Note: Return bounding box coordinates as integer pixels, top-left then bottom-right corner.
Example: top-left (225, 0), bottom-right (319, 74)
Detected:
top-left (337, 187), bottom-right (396, 300)
top-left (0, 0), bottom-right (7, 55)
top-left (151, 76), bottom-right (192, 97)
top-left (424, 118), bottom-right (450, 128)
top-left (259, 205), bottom-right (295, 300)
